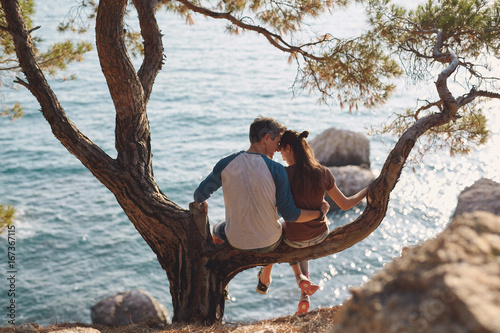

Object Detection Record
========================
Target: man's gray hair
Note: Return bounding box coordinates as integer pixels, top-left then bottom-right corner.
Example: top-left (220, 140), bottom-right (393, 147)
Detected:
top-left (249, 116), bottom-right (287, 143)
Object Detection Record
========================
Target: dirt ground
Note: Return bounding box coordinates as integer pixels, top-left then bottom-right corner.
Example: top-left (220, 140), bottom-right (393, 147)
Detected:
top-left (2, 306), bottom-right (343, 333)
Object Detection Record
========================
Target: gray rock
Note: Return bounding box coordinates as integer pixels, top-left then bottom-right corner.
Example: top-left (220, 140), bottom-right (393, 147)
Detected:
top-left (310, 128), bottom-right (370, 167)
top-left (453, 178), bottom-right (500, 217)
top-left (90, 289), bottom-right (169, 326)
top-left (330, 211), bottom-right (500, 333)
top-left (13, 323), bottom-right (36, 332)
top-left (47, 328), bottom-right (101, 333)
top-left (326, 165), bottom-right (374, 209)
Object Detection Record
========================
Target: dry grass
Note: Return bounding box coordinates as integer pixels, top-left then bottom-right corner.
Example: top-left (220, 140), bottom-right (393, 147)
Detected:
top-left (2, 306), bottom-right (342, 333)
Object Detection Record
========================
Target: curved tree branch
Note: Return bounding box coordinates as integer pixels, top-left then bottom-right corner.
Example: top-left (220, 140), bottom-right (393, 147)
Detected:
top-left (95, 0), bottom-right (154, 180)
top-left (435, 52), bottom-right (460, 118)
top-left (475, 90), bottom-right (500, 99)
top-left (210, 108), bottom-right (450, 281)
top-left (173, 0), bottom-right (330, 61)
top-left (0, 0), bottom-right (117, 184)
top-left (457, 88), bottom-right (500, 107)
top-left (92, 2), bottom-right (197, 280)
top-left (133, 0), bottom-right (164, 103)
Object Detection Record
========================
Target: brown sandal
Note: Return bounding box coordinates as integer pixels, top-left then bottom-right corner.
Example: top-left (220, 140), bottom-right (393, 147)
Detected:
top-left (256, 267), bottom-right (271, 295)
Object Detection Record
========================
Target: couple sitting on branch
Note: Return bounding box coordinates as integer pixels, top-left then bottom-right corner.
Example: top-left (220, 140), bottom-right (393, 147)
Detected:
top-left (193, 116), bottom-right (367, 316)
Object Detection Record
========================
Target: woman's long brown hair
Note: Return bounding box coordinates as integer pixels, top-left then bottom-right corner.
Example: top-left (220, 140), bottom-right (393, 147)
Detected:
top-left (280, 130), bottom-right (324, 195)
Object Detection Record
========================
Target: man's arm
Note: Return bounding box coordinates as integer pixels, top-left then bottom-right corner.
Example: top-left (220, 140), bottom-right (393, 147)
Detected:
top-left (193, 151), bottom-right (243, 203)
top-left (295, 200), bottom-right (330, 223)
top-left (296, 209), bottom-right (321, 222)
top-left (194, 170), bottom-right (222, 203)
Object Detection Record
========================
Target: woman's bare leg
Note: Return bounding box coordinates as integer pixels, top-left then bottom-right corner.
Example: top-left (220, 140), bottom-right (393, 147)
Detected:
top-left (259, 264), bottom-right (273, 285)
top-left (299, 260), bottom-right (309, 277)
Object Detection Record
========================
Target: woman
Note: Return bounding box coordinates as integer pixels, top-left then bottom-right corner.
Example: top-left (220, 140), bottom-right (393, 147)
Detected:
top-left (256, 130), bottom-right (368, 316)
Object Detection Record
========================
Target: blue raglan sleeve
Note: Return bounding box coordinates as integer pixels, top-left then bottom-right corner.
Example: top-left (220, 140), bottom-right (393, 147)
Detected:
top-left (264, 158), bottom-right (301, 222)
top-left (193, 151), bottom-right (242, 203)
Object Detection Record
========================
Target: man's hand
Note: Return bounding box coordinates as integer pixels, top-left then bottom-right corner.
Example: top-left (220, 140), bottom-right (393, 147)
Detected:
top-left (189, 201), bottom-right (209, 238)
top-left (191, 201), bottom-right (208, 214)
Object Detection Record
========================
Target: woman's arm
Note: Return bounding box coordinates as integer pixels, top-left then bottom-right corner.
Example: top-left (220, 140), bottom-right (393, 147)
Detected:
top-left (327, 183), bottom-right (368, 211)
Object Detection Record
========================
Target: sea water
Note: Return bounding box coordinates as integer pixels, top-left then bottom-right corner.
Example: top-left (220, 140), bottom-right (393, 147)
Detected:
top-left (0, 0), bottom-right (499, 326)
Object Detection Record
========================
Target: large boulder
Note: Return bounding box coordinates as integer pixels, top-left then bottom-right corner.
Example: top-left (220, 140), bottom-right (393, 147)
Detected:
top-left (91, 289), bottom-right (169, 326)
top-left (453, 178), bottom-right (500, 217)
top-left (326, 165), bottom-right (374, 209)
top-left (310, 128), bottom-right (370, 167)
top-left (330, 211), bottom-right (500, 333)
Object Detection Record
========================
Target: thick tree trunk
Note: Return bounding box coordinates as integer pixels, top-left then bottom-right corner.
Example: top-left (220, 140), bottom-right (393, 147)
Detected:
top-left (109, 179), bottom-right (227, 323)
top-left (166, 241), bottom-right (227, 323)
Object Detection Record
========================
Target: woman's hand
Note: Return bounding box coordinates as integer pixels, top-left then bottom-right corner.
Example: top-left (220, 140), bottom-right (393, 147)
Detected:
top-left (320, 200), bottom-right (330, 220)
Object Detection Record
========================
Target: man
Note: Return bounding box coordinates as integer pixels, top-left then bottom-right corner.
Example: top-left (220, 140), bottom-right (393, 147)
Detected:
top-left (193, 116), bottom-right (328, 253)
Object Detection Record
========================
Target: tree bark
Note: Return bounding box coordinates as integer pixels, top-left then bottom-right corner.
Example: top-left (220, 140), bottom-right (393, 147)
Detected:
top-left (0, 0), bottom-right (479, 324)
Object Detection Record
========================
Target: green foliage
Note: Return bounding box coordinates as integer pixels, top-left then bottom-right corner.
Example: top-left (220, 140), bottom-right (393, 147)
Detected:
top-left (246, 0), bottom-right (346, 34)
top-left (124, 30), bottom-right (144, 58)
top-left (159, 0), bottom-right (404, 109)
top-left (162, 0), bottom-right (353, 34)
top-left (368, 0), bottom-right (499, 78)
top-left (0, 0), bottom-right (35, 56)
top-left (299, 32), bottom-right (403, 109)
top-left (0, 101), bottom-right (22, 119)
top-left (1, 0), bottom-right (93, 73)
top-left (39, 40), bottom-right (92, 76)
top-left (371, 100), bottom-right (489, 156)
top-left (366, 0), bottom-right (499, 156)
top-left (414, 0), bottom-right (500, 58)
top-left (1, 0), bottom-right (92, 117)
top-left (1, 0), bottom-right (33, 118)
top-left (3, 0), bottom-right (497, 158)
top-left (429, 106), bottom-right (489, 156)
top-left (58, 0), bottom-right (97, 33)
top-left (0, 204), bottom-right (15, 234)
top-left (57, 1), bottom-right (144, 58)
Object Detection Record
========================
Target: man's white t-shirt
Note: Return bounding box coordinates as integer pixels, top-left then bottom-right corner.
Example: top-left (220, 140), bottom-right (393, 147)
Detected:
top-left (194, 151), bottom-right (301, 250)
